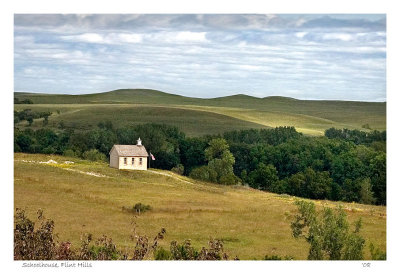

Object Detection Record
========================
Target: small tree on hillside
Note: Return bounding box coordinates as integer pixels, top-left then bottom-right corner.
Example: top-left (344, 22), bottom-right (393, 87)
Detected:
top-left (291, 200), bottom-right (365, 260)
top-left (190, 138), bottom-right (239, 185)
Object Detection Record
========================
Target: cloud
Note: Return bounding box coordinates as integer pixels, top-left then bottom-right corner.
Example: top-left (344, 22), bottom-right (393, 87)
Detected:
top-left (14, 14), bottom-right (386, 31)
top-left (14, 14), bottom-right (386, 101)
top-left (60, 31), bottom-right (208, 45)
top-left (321, 33), bottom-right (354, 41)
top-left (300, 15), bottom-right (386, 30)
top-left (63, 33), bottom-right (104, 43)
top-left (61, 32), bottom-right (143, 44)
top-left (175, 31), bottom-right (207, 42)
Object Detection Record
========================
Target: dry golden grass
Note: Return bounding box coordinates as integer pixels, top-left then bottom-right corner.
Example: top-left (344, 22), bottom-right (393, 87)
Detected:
top-left (14, 153), bottom-right (386, 260)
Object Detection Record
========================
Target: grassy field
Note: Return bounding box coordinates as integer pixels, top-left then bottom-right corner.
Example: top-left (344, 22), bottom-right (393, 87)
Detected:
top-left (14, 104), bottom-right (269, 136)
top-left (15, 89), bottom-right (386, 136)
top-left (14, 153), bottom-right (386, 260)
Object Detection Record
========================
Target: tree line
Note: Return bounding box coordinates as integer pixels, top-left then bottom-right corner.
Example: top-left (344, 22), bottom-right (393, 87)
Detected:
top-left (14, 109), bottom-right (52, 126)
top-left (14, 123), bottom-right (386, 205)
top-left (14, 98), bottom-right (33, 104)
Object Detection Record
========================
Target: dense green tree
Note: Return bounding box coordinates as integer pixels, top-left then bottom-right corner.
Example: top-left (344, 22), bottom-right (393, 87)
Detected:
top-left (205, 138), bottom-right (230, 161)
top-left (15, 134), bottom-right (33, 153)
top-left (359, 178), bottom-right (376, 205)
top-left (247, 163), bottom-right (279, 191)
top-left (302, 168), bottom-right (332, 200)
top-left (325, 127), bottom-right (386, 146)
top-left (284, 168), bottom-right (332, 199)
top-left (331, 152), bottom-right (365, 185)
top-left (26, 116), bottom-right (33, 126)
top-left (115, 127), bottom-right (136, 145)
top-left (190, 138), bottom-right (239, 185)
top-left (369, 153), bottom-right (386, 205)
top-left (179, 137), bottom-right (207, 175)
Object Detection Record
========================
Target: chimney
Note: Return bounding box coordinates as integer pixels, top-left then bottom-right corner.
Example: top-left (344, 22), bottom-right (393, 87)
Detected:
top-left (137, 137), bottom-right (142, 146)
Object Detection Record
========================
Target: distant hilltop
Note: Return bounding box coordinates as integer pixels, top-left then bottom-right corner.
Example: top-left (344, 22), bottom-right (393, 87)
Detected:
top-left (14, 88), bottom-right (385, 105)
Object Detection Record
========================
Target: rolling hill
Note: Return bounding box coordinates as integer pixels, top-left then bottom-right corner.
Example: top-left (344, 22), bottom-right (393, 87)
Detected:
top-left (14, 153), bottom-right (386, 260)
top-left (14, 89), bottom-right (386, 135)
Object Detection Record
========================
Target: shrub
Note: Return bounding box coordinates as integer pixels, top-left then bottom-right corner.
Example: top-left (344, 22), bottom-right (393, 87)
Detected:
top-left (82, 149), bottom-right (107, 162)
top-left (42, 146), bottom-right (57, 154)
top-left (63, 149), bottom-right (78, 158)
top-left (154, 247), bottom-right (172, 260)
top-left (369, 243), bottom-right (386, 260)
top-left (14, 209), bottom-right (169, 261)
top-left (197, 239), bottom-right (229, 260)
top-left (55, 241), bottom-right (76, 260)
top-left (58, 120), bottom-right (65, 129)
top-left (134, 203), bottom-right (151, 214)
top-left (169, 239), bottom-right (230, 260)
top-left (219, 173), bottom-right (240, 185)
top-left (170, 240), bottom-right (199, 260)
top-left (291, 200), bottom-right (365, 260)
top-left (171, 164), bottom-right (184, 175)
top-left (14, 209), bottom-right (56, 260)
top-left (264, 254), bottom-right (294, 260)
top-left (131, 228), bottom-right (166, 260)
top-left (189, 166), bottom-right (210, 181)
top-left (362, 124), bottom-right (371, 130)
top-left (90, 235), bottom-right (121, 260)
top-left (122, 203), bottom-right (152, 214)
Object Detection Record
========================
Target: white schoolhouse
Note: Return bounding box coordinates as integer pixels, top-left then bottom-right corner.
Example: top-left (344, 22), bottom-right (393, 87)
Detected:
top-left (109, 138), bottom-right (148, 170)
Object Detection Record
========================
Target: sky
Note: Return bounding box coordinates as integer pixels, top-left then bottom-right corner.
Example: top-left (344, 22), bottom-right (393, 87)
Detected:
top-left (14, 14), bottom-right (386, 101)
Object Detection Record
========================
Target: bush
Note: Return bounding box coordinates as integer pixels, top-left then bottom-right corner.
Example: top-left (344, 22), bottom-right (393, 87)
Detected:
top-left (132, 228), bottom-right (166, 260)
top-left (14, 208), bottom-right (169, 260)
top-left (82, 149), bottom-right (106, 162)
top-left (170, 240), bottom-right (199, 260)
top-left (171, 164), bottom-right (184, 175)
top-left (291, 200), bottom-right (365, 260)
top-left (154, 247), bottom-right (172, 260)
top-left (134, 203), bottom-right (151, 214)
top-left (169, 239), bottom-right (230, 260)
top-left (197, 239), bottom-right (229, 260)
top-left (14, 209), bottom-right (56, 260)
top-left (90, 235), bottom-right (121, 260)
top-left (123, 203), bottom-right (152, 214)
top-left (220, 173), bottom-right (240, 185)
top-left (264, 254), bottom-right (294, 260)
top-left (189, 166), bottom-right (210, 181)
top-left (42, 146), bottom-right (57, 154)
top-left (63, 149), bottom-right (79, 158)
top-left (369, 243), bottom-right (386, 260)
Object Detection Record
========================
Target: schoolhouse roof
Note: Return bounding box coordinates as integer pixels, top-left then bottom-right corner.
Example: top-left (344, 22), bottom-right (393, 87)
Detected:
top-left (111, 144), bottom-right (149, 157)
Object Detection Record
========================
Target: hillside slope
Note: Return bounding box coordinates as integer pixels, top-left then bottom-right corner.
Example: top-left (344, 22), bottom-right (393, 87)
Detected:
top-left (14, 89), bottom-right (386, 135)
top-left (14, 153), bottom-right (386, 259)
top-left (14, 104), bottom-right (270, 136)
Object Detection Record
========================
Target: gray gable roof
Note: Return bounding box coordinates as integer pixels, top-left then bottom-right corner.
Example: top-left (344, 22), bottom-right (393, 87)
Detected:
top-left (111, 145), bottom-right (149, 157)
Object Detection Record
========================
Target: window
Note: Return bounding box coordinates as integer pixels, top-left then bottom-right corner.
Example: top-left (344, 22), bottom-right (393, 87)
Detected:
top-left (139, 158), bottom-right (142, 165)
top-left (124, 157), bottom-right (127, 165)
top-left (132, 158), bottom-right (135, 165)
